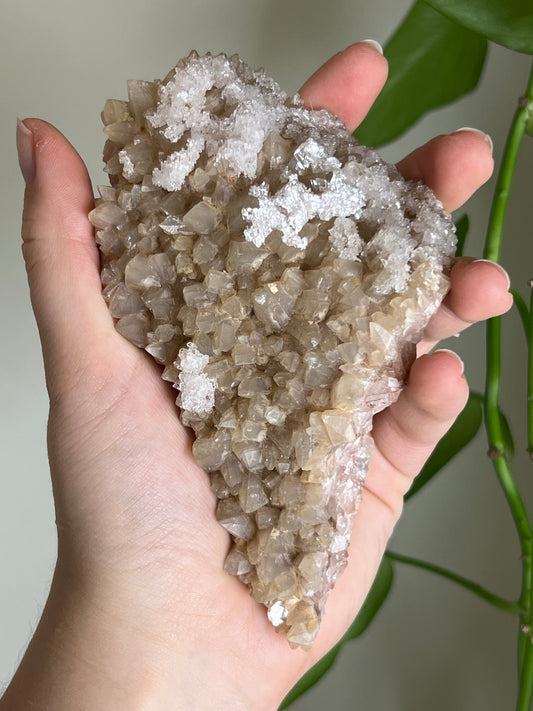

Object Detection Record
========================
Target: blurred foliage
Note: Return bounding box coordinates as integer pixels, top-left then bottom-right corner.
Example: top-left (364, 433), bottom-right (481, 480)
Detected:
top-left (355, 1), bottom-right (487, 147)
top-left (405, 393), bottom-right (483, 501)
top-left (424, 0), bottom-right (533, 54)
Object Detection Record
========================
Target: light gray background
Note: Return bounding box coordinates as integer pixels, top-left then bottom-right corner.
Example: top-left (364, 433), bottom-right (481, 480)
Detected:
top-left (1, 1), bottom-right (532, 708)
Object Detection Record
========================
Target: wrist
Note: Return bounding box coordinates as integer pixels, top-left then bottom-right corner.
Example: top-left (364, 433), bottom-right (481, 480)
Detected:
top-left (0, 562), bottom-right (267, 711)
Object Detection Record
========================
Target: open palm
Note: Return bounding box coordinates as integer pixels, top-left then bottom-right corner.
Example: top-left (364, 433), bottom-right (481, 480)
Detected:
top-left (8, 42), bottom-right (511, 711)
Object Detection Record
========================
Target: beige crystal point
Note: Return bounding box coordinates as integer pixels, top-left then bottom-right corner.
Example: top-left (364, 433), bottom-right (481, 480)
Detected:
top-left (90, 52), bottom-right (456, 650)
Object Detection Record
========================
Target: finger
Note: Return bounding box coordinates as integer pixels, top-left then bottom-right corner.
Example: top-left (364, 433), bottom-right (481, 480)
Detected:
top-left (17, 119), bottom-right (114, 387)
top-left (365, 349), bottom-right (469, 518)
top-left (396, 128), bottom-right (494, 212)
top-left (299, 41), bottom-right (388, 132)
top-left (419, 257), bottom-right (513, 354)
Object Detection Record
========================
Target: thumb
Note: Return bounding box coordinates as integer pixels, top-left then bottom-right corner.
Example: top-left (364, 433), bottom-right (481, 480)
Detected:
top-left (16, 118), bottom-right (114, 398)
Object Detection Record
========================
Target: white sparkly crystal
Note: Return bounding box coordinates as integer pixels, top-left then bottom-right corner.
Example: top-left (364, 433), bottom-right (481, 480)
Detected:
top-left (152, 137), bottom-right (204, 191)
top-left (147, 54), bottom-right (287, 188)
top-left (90, 51), bottom-right (456, 650)
top-left (328, 217), bottom-right (363, 260)
top-left (268, 600), bottom-right (288, 627)
top-left (118, 149), bottom-right (135, 179)
top-left (177, 343), bottom-right (215, 415)
top-left (243, 173), bottom-right (366, 250)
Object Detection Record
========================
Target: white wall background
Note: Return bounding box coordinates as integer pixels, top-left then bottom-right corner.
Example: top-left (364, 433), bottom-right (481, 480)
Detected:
top-left (1, 1), bottom-right (532, 708)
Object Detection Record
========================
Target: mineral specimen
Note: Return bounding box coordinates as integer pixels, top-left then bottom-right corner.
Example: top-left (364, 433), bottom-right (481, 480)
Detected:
top-left (89, 52), bottom-right (456, 649)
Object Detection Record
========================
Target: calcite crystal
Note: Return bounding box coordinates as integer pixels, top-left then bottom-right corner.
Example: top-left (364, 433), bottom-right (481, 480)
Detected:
top-left (89, 52), bottom-right (456, 649)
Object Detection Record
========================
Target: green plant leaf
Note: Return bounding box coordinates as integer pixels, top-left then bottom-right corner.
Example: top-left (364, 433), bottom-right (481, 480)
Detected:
top-left (279, 647), bottom-right (339, 710)
top-left (454, 214), bottom-right (469, 258)
top-left (342, 556), bottom-right (394, 640)
top-left (405, 392), bottom-right (483, 501)
top-left (279, 557), bottom-right (394, 709)
top-left (355, 1), bottom-right (488, 148)
top-left (498, 410), bottom-right (515, 460)
top-left (424, 0), bottom-right (533, 55)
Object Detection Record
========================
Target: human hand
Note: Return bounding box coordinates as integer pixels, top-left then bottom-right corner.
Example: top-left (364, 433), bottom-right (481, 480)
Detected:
top-left (4, 41), bottom-right (512, 711)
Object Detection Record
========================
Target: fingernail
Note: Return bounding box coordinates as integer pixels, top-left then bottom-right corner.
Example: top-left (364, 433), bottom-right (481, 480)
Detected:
top-left (433, 349), bottom-right (465, 376)
top-left (360, 39), bottom-right (384, 55)
top-left (454, 127), bottom-right (493, 154)
top-left (16, 117), bottom-right (35, 184)
top-left (472, 259), bottom-right (511, 290)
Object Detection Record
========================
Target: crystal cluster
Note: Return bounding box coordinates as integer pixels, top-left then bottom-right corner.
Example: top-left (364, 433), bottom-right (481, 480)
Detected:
top-left (89, 52), bottom-right (456, 649)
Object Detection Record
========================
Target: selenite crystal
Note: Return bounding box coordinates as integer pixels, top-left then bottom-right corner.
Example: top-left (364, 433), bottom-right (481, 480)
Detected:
top-left (89, 52), bottom-right (456, 650)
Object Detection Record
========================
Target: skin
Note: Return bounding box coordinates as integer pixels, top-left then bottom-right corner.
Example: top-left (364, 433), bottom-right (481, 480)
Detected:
top-left (2, 42), bottom-right (513, 711)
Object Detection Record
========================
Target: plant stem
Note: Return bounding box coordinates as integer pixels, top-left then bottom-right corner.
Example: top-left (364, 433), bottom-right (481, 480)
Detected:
top-left (386, 551), bottom-right (522, 615)
top-left (511, 288), bottom-right (530, 340)
top-left (518, 278), bottom-right (533, 703)
top-left (485, 319), bottom-right (531, 553)
top-left (483, 64), bottom-right (533, 263)
top-left (528, 286), bottom-right (533, 458)
top-left (518, 639), bottom-right (533, 711)
top-left (482, 61), bottom-right (533, 710)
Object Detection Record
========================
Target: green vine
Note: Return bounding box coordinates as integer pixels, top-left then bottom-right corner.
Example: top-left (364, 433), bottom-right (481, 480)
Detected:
top-left (482, 62), bottom-right (533, 711)
top-left (511, 288), bottom-right (529, 338)
top-left (386, 551), bottom-right (522, 615)
top-left (528, 286), bottom-right (533, 460)
top-left (483, 65), bottom-right (533, 263)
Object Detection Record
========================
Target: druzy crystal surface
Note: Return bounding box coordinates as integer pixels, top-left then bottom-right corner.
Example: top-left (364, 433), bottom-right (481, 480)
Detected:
top-left (89, 52), bottom-right (456, 649)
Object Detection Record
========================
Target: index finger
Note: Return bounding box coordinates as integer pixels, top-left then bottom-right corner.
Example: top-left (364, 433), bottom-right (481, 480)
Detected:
top-left (298, 41), bottom-right (388, 132)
